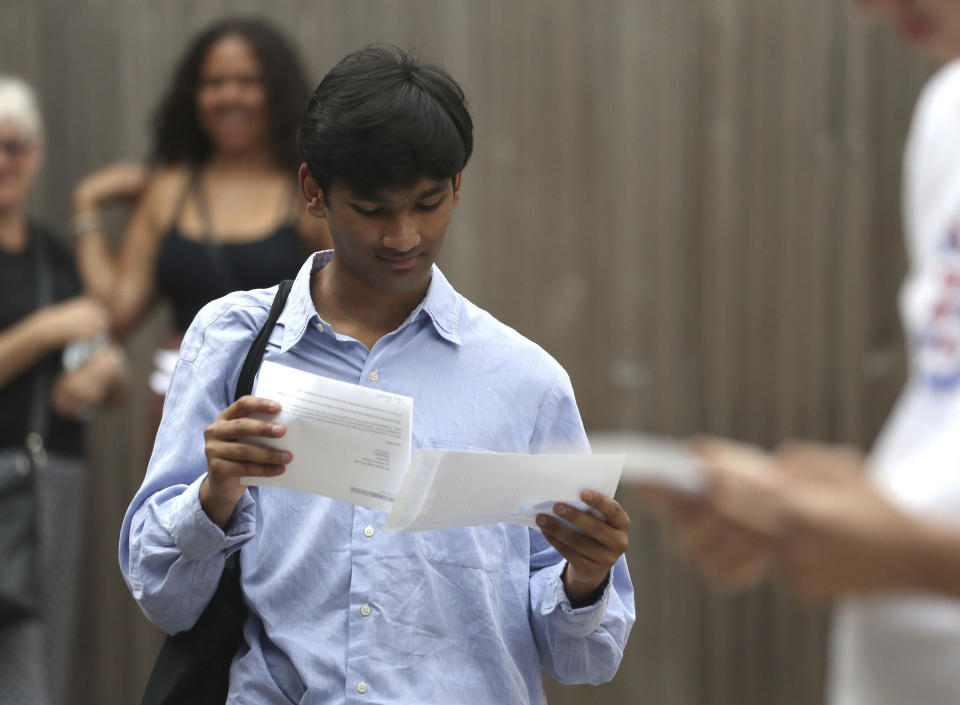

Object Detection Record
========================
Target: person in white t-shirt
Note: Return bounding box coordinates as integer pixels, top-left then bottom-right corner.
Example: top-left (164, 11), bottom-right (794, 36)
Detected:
top-left (642, 1), bottom-right (960, 704)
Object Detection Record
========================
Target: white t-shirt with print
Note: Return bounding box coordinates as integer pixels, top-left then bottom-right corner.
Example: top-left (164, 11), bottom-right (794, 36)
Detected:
top-left (829, 59), bottom-right (960, 705)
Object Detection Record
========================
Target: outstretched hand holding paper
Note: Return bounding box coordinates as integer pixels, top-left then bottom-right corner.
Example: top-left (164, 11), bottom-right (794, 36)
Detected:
top-left (243, 362), bottom-right (624, 530)
top-left (588, 431), bottom-right (709, 493)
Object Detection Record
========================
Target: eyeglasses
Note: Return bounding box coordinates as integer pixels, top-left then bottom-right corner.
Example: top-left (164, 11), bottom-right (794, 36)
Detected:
top-left (0, 138), bottom-right (36, 160)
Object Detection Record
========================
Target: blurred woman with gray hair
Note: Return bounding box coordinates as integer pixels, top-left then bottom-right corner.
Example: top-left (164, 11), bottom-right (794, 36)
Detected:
top-left (0, 76), bottom-right (128, 704)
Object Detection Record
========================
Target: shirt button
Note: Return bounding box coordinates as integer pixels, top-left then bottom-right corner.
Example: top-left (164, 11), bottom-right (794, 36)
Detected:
top-left (314, 321), bottom-right (324, 332)
top-left (360, 604), bottom-right (372, 618)
top-left (363, 524), bottom-right (375, 538)
top-left (368, 369), bottom-right (380, 382)
top-left (357, 681), bottom-right (368, 695)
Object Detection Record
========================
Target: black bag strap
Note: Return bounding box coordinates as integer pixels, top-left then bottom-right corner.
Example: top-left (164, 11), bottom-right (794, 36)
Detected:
top-left (235, 278), bottom-right (294, 400)
top-left (221, 275), bottom-right (294, 611)
top-left (27, 230), bottom-right (55, 466)
top-left (140, 279), bottom-right (294, 705)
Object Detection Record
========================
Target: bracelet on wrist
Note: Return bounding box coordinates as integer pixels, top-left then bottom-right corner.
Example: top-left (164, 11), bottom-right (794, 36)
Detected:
top-left (71, 211), bottom-right (104, 239)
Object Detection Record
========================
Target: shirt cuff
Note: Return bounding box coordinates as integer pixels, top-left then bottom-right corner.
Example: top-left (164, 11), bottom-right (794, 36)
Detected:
top-left (168, 474), bottom-right (256, 561)
top-left (539, 560), bottom-right (613, 637)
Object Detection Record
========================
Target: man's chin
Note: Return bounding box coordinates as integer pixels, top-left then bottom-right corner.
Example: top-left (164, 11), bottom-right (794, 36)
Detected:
top-left (372, 266), bottom-right (433, 295)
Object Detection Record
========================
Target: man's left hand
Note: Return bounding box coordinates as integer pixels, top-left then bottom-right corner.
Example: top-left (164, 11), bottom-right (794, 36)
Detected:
top-left (537, 491), bottom-right (631, 607)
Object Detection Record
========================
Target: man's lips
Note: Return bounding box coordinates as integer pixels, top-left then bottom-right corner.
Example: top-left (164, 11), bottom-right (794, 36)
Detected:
top-left (377, 252), bottom-right (421, 269)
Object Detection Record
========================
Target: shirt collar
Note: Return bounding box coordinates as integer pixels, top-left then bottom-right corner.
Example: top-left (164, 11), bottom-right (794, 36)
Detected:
top-left (410, 265), bottom-right (462, 346)
top-left (278, 250), bottom-right (462, 353)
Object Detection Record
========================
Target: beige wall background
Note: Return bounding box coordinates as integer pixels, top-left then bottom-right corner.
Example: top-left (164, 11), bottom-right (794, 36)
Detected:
top-left (0, 1), bottom-right (933, 703)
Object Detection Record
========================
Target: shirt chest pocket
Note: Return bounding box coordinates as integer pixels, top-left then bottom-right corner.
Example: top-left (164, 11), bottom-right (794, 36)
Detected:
top-left (414, 439), bottom-right (508, 572)
top-left (418, 524), bottom-right (507, 572)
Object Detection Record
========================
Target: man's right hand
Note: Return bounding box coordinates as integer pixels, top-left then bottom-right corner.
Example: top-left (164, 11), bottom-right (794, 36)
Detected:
top-left (200, 395), bottom-right (291, 529)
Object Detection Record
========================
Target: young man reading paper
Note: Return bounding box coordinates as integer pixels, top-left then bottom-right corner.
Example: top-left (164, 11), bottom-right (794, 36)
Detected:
top-left (119, 46), bottom-right (634, 704)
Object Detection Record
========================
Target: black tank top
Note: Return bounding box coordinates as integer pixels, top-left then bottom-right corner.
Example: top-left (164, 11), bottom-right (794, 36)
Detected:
top-left (155, 173), bottom-right (305, 331)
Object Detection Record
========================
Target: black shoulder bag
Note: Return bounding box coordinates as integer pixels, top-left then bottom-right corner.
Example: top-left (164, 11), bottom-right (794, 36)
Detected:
top-left (140, 278), bottom-right (294, 705)
top-left (0, 231), bottom-right (54, 625)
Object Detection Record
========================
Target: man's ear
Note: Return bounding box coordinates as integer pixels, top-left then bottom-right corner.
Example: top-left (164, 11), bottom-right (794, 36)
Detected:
top-left (452, 172), bottom-right (463, 206)
top-left (299, 164), bottom-right (327, 218)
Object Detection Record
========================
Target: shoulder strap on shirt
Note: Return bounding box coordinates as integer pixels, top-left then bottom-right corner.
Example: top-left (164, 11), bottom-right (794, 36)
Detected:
top-left (234, 278), bottom-right (294, 401)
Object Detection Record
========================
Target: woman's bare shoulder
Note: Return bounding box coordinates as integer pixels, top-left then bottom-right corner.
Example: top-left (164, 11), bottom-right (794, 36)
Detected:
top-left (140, 165), bottom-right (193, 229)
top-left (148, 165), bottom-right (192, 202)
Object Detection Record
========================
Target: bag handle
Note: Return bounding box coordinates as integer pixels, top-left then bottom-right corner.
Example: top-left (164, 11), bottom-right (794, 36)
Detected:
top-left (220, 275), bottom-right (295, 609)
top-left (223, 276), bottom-right (295, 582)
top-left (26, 231), bottom-right (56, 467)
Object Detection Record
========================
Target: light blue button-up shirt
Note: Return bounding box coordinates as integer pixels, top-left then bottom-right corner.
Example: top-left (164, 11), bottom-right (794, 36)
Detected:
top-left (120, 251), bottom-right (635, 705)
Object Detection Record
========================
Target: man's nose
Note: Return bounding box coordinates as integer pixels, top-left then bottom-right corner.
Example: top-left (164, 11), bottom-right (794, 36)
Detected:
top-left (382, 213), bottom-right (421, 252)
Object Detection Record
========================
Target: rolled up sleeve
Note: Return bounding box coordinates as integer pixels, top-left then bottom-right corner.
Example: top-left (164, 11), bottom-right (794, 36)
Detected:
top-left (526, 369), bottom-right (636, 684)
top-left (529, 533), bottom-right (634, 685)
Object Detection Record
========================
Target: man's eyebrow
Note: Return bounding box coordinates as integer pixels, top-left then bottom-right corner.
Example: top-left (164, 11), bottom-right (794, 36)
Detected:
top-left (349, 182), bottom-right (449, 203)
top-left (415, 183), bottom-right (450, 199)
top-left (349, 187), bottom-right (385, 203)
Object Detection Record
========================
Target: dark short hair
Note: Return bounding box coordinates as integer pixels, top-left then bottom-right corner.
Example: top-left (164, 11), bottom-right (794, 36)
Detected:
top-left (298, 45), bottom-right (473, 194)
top-left (151, 17), bottom-right (310, 170)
